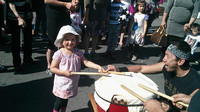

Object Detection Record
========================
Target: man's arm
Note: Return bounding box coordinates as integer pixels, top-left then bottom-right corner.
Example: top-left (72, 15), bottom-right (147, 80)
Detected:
top-left (107, 62), bottom-right (164, 74)
top-left (127, 62), bottom-right (164, 74)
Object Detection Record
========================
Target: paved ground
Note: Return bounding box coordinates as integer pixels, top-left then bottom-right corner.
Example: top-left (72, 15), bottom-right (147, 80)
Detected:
top-left (0, 12), bottom-right (200, 112)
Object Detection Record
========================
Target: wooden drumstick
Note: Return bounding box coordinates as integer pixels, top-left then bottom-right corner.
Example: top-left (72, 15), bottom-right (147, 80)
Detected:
top-left (88, 93), bottom-right (98, 112)
top-left (107, 71), bottom-right (126, 75)
top-left (138, 83), bottom-right (189, 108)
top-left (71, 72), bottom-right (109, 76)
top-left (121, 84), bottom-right (147, 102)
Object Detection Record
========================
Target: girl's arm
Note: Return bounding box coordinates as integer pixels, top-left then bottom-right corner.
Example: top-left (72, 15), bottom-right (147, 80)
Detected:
top-left (50, 59), bottom-right (72, 77)
top-left (44, 0), bottom-right (74, 10)
top-left (141, 19), bottom-right (148, 38)
top-left (81, 57), bottom-right (105, 72)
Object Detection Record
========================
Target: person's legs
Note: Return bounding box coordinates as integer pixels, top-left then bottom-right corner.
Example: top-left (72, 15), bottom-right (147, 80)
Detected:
top-left (132, 44), bottom-right (139, 61)
top-left (33, 10), bottom-right (41, 38)
top-left (53, 97), bottom-right (68, 112)
top-left (9, 20), bottom-right (21, 70)
top-left (119, 25), bottom-right (126, 46)
top-left (23, 20), bottom-right (33, 63)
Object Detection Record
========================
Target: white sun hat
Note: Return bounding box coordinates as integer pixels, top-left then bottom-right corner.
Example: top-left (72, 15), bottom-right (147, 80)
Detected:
top-left (54, 25), bottom-right (81, 47)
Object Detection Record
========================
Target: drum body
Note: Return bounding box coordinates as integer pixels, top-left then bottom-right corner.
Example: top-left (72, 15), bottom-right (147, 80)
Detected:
top-left (94, 72), bottom-right (158, 112)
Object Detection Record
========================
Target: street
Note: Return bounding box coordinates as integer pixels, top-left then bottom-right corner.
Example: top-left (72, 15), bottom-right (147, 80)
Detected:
top-left (0, 12), bottom-right (200, 112)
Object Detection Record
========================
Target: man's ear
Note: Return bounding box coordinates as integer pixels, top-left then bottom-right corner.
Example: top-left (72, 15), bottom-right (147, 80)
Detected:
top-left (178, 59), bottom-right (185, 66)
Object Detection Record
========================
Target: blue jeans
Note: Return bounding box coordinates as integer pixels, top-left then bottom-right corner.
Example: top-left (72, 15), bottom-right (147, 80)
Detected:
top-left (107, 24), bottom-right (121, 52)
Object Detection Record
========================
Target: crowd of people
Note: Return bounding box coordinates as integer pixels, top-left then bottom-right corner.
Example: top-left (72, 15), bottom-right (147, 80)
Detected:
top-left (0, 0), bottom-right (200, 112)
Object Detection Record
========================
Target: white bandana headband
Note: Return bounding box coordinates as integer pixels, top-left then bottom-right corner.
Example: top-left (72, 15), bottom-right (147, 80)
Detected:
top-left (167, 44), bottom-right (190, 60)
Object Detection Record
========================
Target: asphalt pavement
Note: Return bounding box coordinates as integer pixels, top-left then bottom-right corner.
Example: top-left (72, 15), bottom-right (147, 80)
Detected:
top-left (0, 13), bottom-right (200, 112)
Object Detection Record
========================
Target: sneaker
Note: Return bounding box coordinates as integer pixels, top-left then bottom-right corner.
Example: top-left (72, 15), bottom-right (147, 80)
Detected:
top-left (32, 34), bottom-right (41, 39)
top-left (84, 52), bottom-right (91, 61)
top-left (46, 68), bottom-right (54, 76)
top-left (14, 66), bottom-right (23, 74)
top-left (0, 64), bottom-right (6, 72)
top-left (153, 43), bottom-right (158, 46)
top-left (131, 55), bottom-right (137, 61)
top-left (194, 61), bottom-right (199, 65)
top-left (90, 52), bottom-right (99, 61)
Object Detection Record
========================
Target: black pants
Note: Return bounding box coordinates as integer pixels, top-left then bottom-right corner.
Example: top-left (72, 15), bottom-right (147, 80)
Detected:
top-left (54, 96), bottom-right (68, 111)
top-left (7, 19), bottom-right (32, 68)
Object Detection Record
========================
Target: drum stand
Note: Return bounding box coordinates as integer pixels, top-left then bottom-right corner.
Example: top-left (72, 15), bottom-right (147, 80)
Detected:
top-left (88, 93), bottom-right (98, 112)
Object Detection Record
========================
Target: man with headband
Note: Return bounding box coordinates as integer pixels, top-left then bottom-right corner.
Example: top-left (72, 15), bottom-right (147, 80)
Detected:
top-left (106, 40), bottom-right (200, 111)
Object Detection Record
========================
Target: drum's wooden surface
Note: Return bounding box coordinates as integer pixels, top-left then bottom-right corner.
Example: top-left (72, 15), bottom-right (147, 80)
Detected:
top-left (94, 72), bottom-right (158, 112)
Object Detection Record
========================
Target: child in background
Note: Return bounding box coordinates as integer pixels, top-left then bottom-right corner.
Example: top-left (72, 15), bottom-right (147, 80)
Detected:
top-left (125, 0), bottom-right (136, 47)
top-left (70, 0), bottom-right (82, 34)
top-left (184, 23), bottom-right (200, 63)
top-left (105, 0), bottom-right (128, 60)
top-left (50, 25), bottom-right (104, 112)
top-left (127, 0), bottom-right (148, 61)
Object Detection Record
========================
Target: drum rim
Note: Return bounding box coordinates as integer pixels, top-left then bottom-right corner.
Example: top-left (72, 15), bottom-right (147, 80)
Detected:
top-left (95, 91), bottom-right (144, 107)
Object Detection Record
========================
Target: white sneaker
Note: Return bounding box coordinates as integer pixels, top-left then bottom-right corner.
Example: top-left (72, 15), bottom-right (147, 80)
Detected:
top-left (131, 55), bottom-right (137, 61)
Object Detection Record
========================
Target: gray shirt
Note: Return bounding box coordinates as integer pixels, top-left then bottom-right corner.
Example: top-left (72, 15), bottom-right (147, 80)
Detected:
top-left (164, 0), bottom-right (200, 38)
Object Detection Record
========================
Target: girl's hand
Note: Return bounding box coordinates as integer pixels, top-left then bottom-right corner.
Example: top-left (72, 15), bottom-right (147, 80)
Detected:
top-left (18, 17), bottom-right (26, 27)
top-left (97, 66), bottom-right (105, 73)
top-left (141, 33), bottom-right (145, 38)
top-left (106, 65), bottom-right (119, 72)
top-left (64, 70), bottom-right (72, 77)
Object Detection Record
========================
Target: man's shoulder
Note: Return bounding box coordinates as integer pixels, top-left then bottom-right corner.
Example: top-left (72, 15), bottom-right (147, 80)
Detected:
top-left (188, 68), bottom-right (200, 80)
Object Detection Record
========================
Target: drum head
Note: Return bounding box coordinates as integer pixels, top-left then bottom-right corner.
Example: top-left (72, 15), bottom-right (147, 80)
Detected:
top-left (94, 72), bottom-right (158, 106)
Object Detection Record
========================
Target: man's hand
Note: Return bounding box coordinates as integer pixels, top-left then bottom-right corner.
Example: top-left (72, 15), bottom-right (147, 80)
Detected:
top-left (106, 65), bottom-right (119, 72)
top-left (144, 100), bottom-right (166, 112)
top-left (171, 93), bottom-right (191, 109)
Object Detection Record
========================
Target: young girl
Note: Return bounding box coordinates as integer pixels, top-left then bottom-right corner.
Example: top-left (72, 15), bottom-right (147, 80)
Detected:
top-left (50, 25), bottom-right (104, 112)
top-left (127, 0), bottom-right (148, 61)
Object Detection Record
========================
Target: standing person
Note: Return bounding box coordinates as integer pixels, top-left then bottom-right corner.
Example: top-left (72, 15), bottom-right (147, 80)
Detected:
top-left (83, 0), bottom-right (110, 61)
top-left (44, 0), bottom-right (79, 75)
top-left (159, 0), bottom-right (200, 61)
top-left (7, 0), bottom-right (33, 74)
top-left (127, 0), bottom-right (148, 61)
top-left (70, 5), bottom-right (82, 34)
top-left (161, 0), bottom-right (199, 39)
top-left (0, 0), bottom-right (5, 44)
top-left (33, 0), bottom-right (48, 39)
top-left (50, 25), bottom-right (104, 112)
top-left (144, 90), bottom-right (200, 112)
top-left (106, 40), bottom-right (200, 111)
top-left (118, 0), bottom-right (131, 47)
top-left (184, 23), bottom-right (200, 63)
top-left (105, 0), bottom-right (128, 60)
top-left (145, 0), bottom-right (159, 33)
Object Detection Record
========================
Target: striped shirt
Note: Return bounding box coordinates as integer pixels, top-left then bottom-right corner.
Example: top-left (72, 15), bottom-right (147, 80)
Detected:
top-left (109, 2), bottom-right (127, 24)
